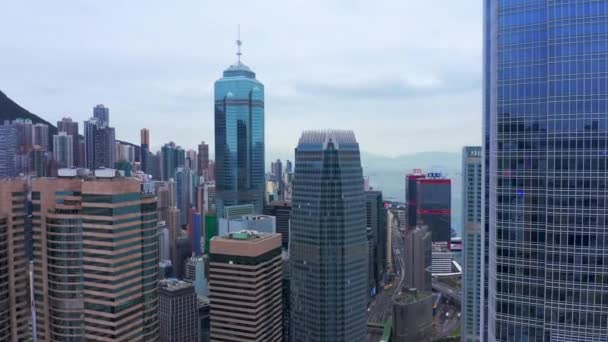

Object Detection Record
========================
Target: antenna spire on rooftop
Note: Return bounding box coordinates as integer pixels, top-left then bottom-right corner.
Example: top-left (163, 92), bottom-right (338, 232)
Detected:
top-left (236, 24), bottom-right (243, 63)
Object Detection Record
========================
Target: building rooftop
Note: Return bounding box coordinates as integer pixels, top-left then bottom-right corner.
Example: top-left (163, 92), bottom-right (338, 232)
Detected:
top-left (298, 130), bottom-right (358, 147)
top-left (159, 278), bottom-right (193, 291)
top-left (218, 230), bottom-right (268, 241)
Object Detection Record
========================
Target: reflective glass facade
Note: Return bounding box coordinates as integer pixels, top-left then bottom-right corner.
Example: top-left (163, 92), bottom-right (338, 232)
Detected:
top-left (487, 1), bottom-right (608, 340)
top-left (214, 61), bottom-right (265, 218)
top-left (290, 130), bottom-right (368, 342)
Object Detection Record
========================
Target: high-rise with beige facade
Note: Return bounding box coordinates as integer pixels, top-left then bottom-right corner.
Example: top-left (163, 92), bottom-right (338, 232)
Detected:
top-left (0, 179), bottom-right (30, 342)
top-left (209, 231), bottom-right (282, 342)
top-left (31, 169), bottom-right (159, 341)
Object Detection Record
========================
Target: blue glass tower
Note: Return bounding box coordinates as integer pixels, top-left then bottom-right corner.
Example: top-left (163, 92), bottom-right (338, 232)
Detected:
top-left (214, 40), bottom-right (265, 218)
top-left (486, 1), bottom-right (608, 341)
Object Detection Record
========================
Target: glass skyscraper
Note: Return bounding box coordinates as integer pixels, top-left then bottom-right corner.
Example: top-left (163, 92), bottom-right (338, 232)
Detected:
top-left (214, 49), bottom-right (265, 218)
top-left (290, 130), bottom-right (368, 342)
top-left (486, 1), bottom-right (608, 341)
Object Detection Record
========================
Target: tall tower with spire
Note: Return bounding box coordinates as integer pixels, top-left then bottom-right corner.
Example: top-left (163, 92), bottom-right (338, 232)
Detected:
top-left (214, 29), bottom-right (265, 218)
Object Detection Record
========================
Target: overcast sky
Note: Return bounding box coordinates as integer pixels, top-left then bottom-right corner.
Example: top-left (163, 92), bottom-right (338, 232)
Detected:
top-left (1, 0), bottom-right (482, 157)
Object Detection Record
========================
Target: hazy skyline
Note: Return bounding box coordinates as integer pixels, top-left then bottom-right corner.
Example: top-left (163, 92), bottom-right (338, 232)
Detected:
top-left (1, 1), bottom-right (481, 157)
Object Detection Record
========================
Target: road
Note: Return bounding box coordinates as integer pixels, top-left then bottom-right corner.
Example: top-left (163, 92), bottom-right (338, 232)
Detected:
top-left (432, 281), bottom-right (462, 306)
top-left (367, 217), bottom-right (404, 323)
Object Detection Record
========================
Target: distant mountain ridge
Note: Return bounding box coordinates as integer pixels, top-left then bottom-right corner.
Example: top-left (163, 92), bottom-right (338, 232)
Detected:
top-left (0, 90), bottom-right (139, 146)
top-left (0, 90), bottom-right (57, 136)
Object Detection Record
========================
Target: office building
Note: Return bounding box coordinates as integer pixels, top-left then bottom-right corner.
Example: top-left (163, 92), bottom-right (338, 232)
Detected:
top-left (404, 226), bottom-right (432, 291)
top-left (461, 146), bottom-right (482, 341)
top-left (0, 179), bottom-right (30, 342)
top-left (174, 231), bottom-right (192, 279)
top-left (52, 132), bottom-right (73, 168)
top-left (205, 182), bottom-right (216, 212)
top-left (29, 145), bottom-right (48, 177)
top-left (366, 190), bottom-right (387, 292)
top-left (32, 123), bottom-right (50, 151)
top-left (207, 160), bottom-right (215, 182)
top-left (271, 159), bottom-right (283, 199)
top-left (281, 252), bottom-right (290, 342)
top-left (416, 177), bottom-right (451, 242)
top-left (31, 170), bottom-right (159, 341)
top-left (222, 203), bottom-right (254, 219)
top-left (176, 167), bottom-right (196, 226)
top-left (392, 289), bottom-right (433, 342)
top-left (115, 141), bottom-right (135, 163)
top-left (141, 128), bottom-right (150, 173)
top-left (405, 170), bottom-right (426, 229)
top-left (485, 2), bottom-right (608, 340)
top-left (159, 279), bottom-right (201, 342)
top-left (84, 117), bottom-right (116, 170)
top-left (191, 212), bottom-right (203, 256)
top-left (209, 231), bottom-right (282, 342)
top-left (57, 117), bottom-right (80, 167)
top-left (93, 104), bottom-right (109, 125)
top-left (186, 149), bottom-right (198, 172)
top-left (214, 40), bottom-right (265, 218)
top-left (0, 122), bottom-right (17, 177)
top-left (185, 256), bottom-right (208, 297)
top-left (159, 221), bottom-right (171, 262)
top-left (290, 130), bottom-right (368, 341)
top-left (264, 201), bottom-right (291, 248)
top-left (198, 141), bottom-right (209, 179)
top-left (168, 206), bottom-right (181, 269)
top-left (386, 209), bottom-right (396, 272)
top-left (161, 142), bottom-right (185, 181)
top-left (197, 297), bottom-right (210, 342)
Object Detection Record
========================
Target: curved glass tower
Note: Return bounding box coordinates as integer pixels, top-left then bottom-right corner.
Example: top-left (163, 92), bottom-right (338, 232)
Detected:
top-left (290, 130), bottom-right (368, 342)
top-left (214, 53), bottom-right (265, 218)
top-left (487, 1), bottom-right (608, 341)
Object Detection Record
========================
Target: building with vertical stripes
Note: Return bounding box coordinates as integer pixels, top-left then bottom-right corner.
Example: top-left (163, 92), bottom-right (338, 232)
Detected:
top-left (209, 231), bottom-right (282, 342)
top-left (461, 146), bottom-right (482, 341)
top-left (31, 169), bottom-right (159, 341)
top-left (0, 179), bottom-right (30, 342)
top-left (159, 279), bottom-right (200, 342)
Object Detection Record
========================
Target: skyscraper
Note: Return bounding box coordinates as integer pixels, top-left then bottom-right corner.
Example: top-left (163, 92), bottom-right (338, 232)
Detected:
top-left (84, 117), bottom-right (116, 170)
top-left (141, 128), bottom-right (150, 173)
top-left (186, 149), bottom-right (198, 172)
top-left (197, 141), bottom-right (209, 178)
top-left (0, 122), bottom-right (17, 177)
top-left (57, 117), bottom-right (80, 167)
top-left (405, 171), bottom-right (426, 229)
top-left (365, 190), bottom-right (387, 292)
top-left (272, 158), bottom-right (284, 199)
top-left (0, 179), bottom-right (30, 342)
top-left (486, 2), bottom-right (608, 341)
top-left (32, 123), bottom-right (50, 151)
top-left (403, 225), bottom-right (432, 292)
top-left (176, 167), bottom-right (196, 226)
top-left (159, 279), bottom-right (201, 342)
top-left (32, 170), bottom-right (159, 341)
top-left (417, 177), bottom-right (451, 242)
top-left (209, 231), bottom-right (282, 342)
top-left (93, 104), bottom-right (109, 125)
top-left (161, 142), bottom-right (185, 181)
top-left (290, 130), bottom-right (368, 341)
top-left (264, 201), bottom-right (292, 248)
top-left (214, 39), bottom-right (265, 218)
top-left (52, 131), bottom-right (74, 168)
top-left (461, 146), bottom-right (482, 341)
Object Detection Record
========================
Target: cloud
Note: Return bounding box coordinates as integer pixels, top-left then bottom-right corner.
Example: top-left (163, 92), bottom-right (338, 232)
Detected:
top-left (0, 0), bottom-right (482, 157)
top-left (293, 71), bottom-right (480, 100)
